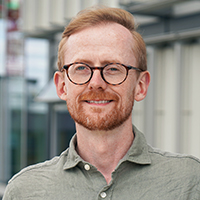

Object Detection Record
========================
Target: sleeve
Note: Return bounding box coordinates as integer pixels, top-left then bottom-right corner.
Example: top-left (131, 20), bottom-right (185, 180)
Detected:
top-left (2, 184), bottom-right (13, 200)
top-left (2, 182), bottom-right (19, 200)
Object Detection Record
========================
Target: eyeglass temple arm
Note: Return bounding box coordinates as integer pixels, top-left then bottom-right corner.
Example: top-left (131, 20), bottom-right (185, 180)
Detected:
top-left (127, 66), bottom-right (144, 72)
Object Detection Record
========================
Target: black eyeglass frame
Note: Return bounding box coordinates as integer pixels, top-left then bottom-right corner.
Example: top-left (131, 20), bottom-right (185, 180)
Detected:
top-left (61, 62), bottom-right (144, 85)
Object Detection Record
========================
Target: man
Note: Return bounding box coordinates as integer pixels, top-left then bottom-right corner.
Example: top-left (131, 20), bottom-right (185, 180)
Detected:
top-left (3, 6), bottom-right (200, 200)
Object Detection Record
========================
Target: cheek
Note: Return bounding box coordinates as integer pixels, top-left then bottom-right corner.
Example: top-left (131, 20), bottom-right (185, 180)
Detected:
top-left (111, 86), bottom-right (132, 109)
top-left (125, 75), bottom-right (138, 96)
top-left (121, 85), bottom-right (136, 106)
top-left (66, 87), bottom-right (76, 100)
top-left (65, 83), bottom-right (85, 101)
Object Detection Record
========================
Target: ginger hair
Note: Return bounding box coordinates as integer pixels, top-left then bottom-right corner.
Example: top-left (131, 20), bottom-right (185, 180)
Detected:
top-left (57, 6), bottom-right (147, 71)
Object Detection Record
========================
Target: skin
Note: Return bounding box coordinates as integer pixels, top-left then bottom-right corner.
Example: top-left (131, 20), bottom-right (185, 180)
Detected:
top-left (54, 23), bottom-right (150, 184)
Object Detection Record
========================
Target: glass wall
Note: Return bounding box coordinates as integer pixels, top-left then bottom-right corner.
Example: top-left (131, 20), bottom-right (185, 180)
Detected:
top-left (25, 38), bottom-right (49, 166)
top-left (0, 34), bottom-right (50, 188)
top-left (8, 77), bottom-right (25, 175)
top-left (55, 106), bottom-right (75, 156)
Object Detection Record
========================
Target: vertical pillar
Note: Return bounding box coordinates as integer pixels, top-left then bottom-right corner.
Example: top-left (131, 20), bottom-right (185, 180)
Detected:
top-left (144, 47), bottom-right (156, 146)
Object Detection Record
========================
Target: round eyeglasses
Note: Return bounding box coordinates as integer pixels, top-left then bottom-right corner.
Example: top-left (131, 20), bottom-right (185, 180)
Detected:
top-left (61, 62), bottom-right (144, 85)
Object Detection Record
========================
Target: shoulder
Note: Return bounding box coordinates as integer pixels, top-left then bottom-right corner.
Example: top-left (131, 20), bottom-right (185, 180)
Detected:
top-left (10, 149), bottom-right (69, 183)
top-left (3, 149), bottom-right (69, 199)
top-left (148, 145), bottom-right (200, 162)
top-left (148, 145), bottom-right (200, 176)
top-left (147, 146), bottom-right (200, 197)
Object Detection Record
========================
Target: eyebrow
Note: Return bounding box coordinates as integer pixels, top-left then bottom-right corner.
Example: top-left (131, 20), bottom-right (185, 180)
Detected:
top-left (72, 59), bottom-right (122, 66)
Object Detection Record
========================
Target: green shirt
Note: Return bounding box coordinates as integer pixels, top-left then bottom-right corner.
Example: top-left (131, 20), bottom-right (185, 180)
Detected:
top-left (3, 126), bottom-right (200, 199)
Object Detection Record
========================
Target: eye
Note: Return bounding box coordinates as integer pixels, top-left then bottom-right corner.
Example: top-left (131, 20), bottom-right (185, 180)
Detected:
top-left (71, 63), bottom-right (91, 75)
top-left (108, 67), bottom-right (119, 71)
top-left (75, 65), bottom-right (87, 71)
top-left (104, 64), bottom-right (122, 74)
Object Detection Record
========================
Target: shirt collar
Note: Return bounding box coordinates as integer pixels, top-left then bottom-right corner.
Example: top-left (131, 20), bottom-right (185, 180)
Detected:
top-left (63, 125), bottom-right (151, 170)
top-left (63, 134), bottom-right (83, 170)
top-left (122, 125), bottom-right (151, 165)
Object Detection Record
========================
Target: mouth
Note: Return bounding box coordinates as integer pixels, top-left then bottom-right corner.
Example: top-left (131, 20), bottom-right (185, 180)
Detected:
top-left (85, 100), bottom-right (112, 104)
top-left (79, 91), bottom-right (118, 106)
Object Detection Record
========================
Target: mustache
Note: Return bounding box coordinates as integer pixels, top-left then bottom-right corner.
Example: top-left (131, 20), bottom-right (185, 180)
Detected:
top-left (79, 91), bottom-right (119, 101)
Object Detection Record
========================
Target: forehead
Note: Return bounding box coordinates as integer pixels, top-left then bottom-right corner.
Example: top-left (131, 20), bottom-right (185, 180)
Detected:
top-left (63, 23), bottom-right (136, 64)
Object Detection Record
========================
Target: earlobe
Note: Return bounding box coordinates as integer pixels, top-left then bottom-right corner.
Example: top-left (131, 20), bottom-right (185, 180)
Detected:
top-left (134, 71), bottom-right (151, 102)
top-left (54, 71), bottom-right (67, 101)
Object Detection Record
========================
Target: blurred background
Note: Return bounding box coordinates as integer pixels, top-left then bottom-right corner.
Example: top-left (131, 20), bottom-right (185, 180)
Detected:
top-left (1, 0), bottom-right (200, 197)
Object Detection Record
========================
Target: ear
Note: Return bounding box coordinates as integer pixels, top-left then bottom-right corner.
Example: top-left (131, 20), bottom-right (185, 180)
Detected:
top-left (54, 71), bottom-right (68, 101)
top-left (134, 71), bottom-right (151, 102)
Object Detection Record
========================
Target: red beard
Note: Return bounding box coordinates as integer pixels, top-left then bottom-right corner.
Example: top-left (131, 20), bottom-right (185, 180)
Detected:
top-left (67, 90), bottom-right (134, 131)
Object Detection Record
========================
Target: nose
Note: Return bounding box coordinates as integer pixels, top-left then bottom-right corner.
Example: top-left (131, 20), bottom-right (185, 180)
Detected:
top-left (88, 69), bottom-right (107, 90)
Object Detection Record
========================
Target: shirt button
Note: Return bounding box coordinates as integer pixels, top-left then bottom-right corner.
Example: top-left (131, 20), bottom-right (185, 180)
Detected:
top-left (84, 164), bottom-right (90, 171)
top-left (100, 192), bottom-right (107, 198)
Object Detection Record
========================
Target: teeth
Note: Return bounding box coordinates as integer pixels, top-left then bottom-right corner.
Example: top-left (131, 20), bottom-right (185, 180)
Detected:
top-left (87, 100), bottom-right (110, 104)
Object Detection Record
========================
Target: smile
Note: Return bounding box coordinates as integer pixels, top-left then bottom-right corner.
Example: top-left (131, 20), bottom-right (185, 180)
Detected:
top-left (86, 100), bottom-right (112, 104)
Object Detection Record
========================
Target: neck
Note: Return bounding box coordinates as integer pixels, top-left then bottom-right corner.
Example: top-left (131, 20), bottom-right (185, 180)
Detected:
top-left (75, 118), bottom-right (134, 184)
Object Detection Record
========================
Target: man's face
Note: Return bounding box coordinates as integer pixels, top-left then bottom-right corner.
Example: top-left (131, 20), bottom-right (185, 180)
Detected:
top-left (59, 23), bottom-right (141, 131)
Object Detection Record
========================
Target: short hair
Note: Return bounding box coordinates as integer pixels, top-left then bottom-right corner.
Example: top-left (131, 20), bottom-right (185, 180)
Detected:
top-left (57, 6), bottom-right (147, 71)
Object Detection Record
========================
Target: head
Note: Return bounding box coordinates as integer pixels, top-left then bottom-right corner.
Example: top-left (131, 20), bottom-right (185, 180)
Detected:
top-left (57, 6), bottom-right (147, 72)
top-left (54, 6), bottom-right (150, 131)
